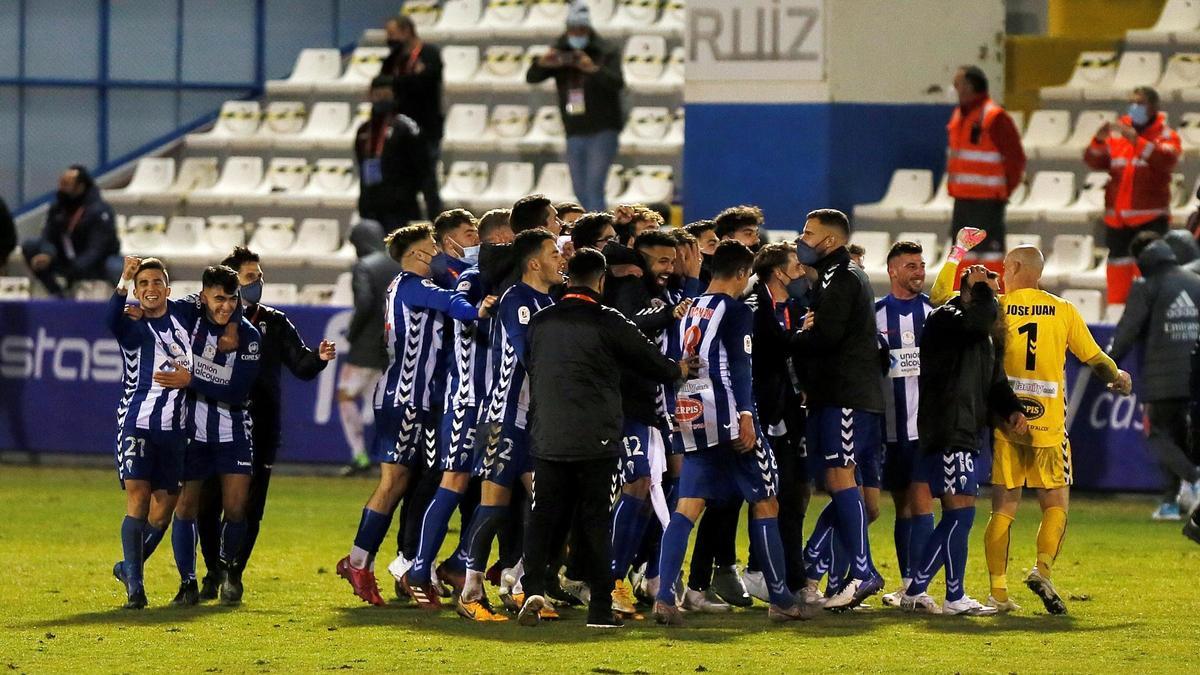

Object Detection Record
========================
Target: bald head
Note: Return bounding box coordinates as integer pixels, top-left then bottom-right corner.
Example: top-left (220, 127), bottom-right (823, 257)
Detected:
top-left (1003, 245), bottom-right (1044, 290)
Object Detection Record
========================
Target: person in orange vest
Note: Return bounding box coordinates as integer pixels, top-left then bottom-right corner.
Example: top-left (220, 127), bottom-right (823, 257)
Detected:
top-left (1084, 86), bottom-right (1182, 305)
top-left (946, 66), bottom-right (1026, 283)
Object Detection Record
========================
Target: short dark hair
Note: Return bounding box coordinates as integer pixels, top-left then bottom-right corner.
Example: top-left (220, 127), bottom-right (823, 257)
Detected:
top-left (67, 164), bottom-right (95, 191)
top-left (805, 208), bottom-right (850, 236)
top-left (684, 220), bottom-right (715, 240)
top-left (671, 229), bottom-right (697, 247)
top-left (633, 229), bottom-right (677, 252)
top-left (1130, 230), bottom-right (1162, 259)
top-left (714, 205), bottom-right (763, 239)
top-left (959, 65), bottom-right (988, 94)
top-left (388, 15), bottom-right (416, 34)
top-left (752, 242), bottom-right (795, 280)
top-left (886, 240), bottom-right (923, 263)
top-left (201, 265), bottom-right (240, 294)
top-left (433, 208), bottom-right (476, 245)
top-left (567, 247), bottom-right (607, 287)
top-left (959, 268), bottom-right (999, 291)
top-left (134, 257), bottom-right (170, 286)
top-left (710, 240), bottom-right (755, 279)
top-left (847, 243), bottom-right (866, 258)
top-left (555, 201), bottom-right (584, 217)
top-left (570, 212), bottom-right (615, 250)
top-left (221, 245), bottom-right (260, 271)
top-left (1134, 85), bottom-right (1160, 107)
top-left (511, 194), bottom-right (553, 233)
top-left (385, 223), bottom-right (434, 262)
top-left (478, 208), bottom-right (511, 241)
top-left (370, 75), bottom-right (394, 91)
top-left (513, 228), bottom-right (555, 273)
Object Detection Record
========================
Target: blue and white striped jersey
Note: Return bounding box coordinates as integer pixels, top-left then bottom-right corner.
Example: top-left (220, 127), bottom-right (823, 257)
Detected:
top-left (375, 271), bottom-right (479, 413)
top-left (186, 315), bottom-right (261, 444)
top-left (875, 293), bottom-right (933, 443)
top-left (672, 293), bottom-right (756, 452)
top-left (106, 293), bottom-right (195, 433)
top-left (484, 281), bottom-right (554, 430)
top-left (446, 267), bottom-right (494, 409)
top-left (656, 279), bottom-right (703, 425)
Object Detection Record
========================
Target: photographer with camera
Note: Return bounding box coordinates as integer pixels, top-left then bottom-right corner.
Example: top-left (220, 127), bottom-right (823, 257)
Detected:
top-left (526, 1), bottom-right (625, 213)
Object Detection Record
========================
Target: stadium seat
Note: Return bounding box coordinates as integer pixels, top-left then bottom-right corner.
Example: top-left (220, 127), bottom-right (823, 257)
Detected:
top-left (1005, 233), bottom-right (1043, 252)
top-left (635, 45), bottom-right (684, 94)
top-left (237, 101), bottom-right (307, 150)
top-left (614, 165), bottom-right (673, 205)
top-left (1037, 110), bottom-right (1116, 160)
top-left (442, 104), bottom-right (492, 152)
top-left (273, 218), bottom-right (344, 267)
top-left (296, 159), bottom-right (357, 209)
top-left (276, 101), bottom-right (352, 151)
top-left (475, 46), bottom-right (528, 91)
top-left (139, 157), bottom-right (219, 206)
top-left (441, 161), bottom-right (491, 206)
top-left (899, 174), bottom-right (953, 223)
top-left (609, 0), bottom-right (661, 35)
top-left (239, 157), bottom-right (310, 207)
top-left (1040, 51), bottom-right (1117, 102)
top-left (73, 280), bottom-right (114, 300)
top-left (475, 162), bottom-right (535, 211)
top-left (516, 0), bottom-right (570, 37)
top-left (491, 105), bottom-right (532, 152)
top-left (607, 165), bottom-right (631, 204)
top-left (1171, 172), bottom-right (1188, 211)
top-left (1009, 110), bottom-right (1026, 137)
top-left (1045, 171), bottom-right (1109, 223)
top-left (1042, 234), bottom-right (1096, 287)
top-left (665, 108), bottom-right (684, 147)
top-left (533, 162), bottom-right (578, 203)
top-left (326, 103), bottom-right (371, 151)
top-left (262, 283), bottom-right (299, 306)
top-left (1126, 0), bottom-right (1200, 45)
top-left (443, 46), bottom-right (482, 92)
top-left (0, 277), bottom-right (31, 301)
top-left (423, 0), bottom-right (484, 41)
top-left (189, 156), bottom-right (265, 206)
top-left (1063, 289), bottom-right (1104, 323)
top-left (401, 0), bottom-right (442, 29)
top-left (477, 0), bottom-right (529, 39)
top-left (266, 49), bottom-right (343, 96)
top-left (121, 216), bottom-right (168, 255)
top-left (207, 216), bottom-right (247, 252)
top-left (1157, 53), bottom-right (1200, 101)
top-left (322, 47), bottom-right (390, 96)
top-left (1021, 110), bottom-right (1071, 158)
top-left (171, 280), bottom-right (203, 298)
top-left (852, 169), bottom-right (934, 221)
top-left (590, 0), bottom-right (618, 29)
top-left (623, 35), bottom-right (668, 90)
top-left (1067, 250), bottom-right (1109, 290)
top-left (655, 0), bottom-right (686, 36)
top-left (298, 284), bottom-right (337, 306)
top-left (849, 231), bottom-right (891, 278)
top-left (518, 105), bottom-right (566, 153)
top-left (1104, 303), bottom-right (1125, 324)
top-left (331, 272), bottom-right (354, 307)
top-left (105, 157), bottom-right (175, 205)
top-left (1177, 112), bottom-right (1200, 157)
top-left (159, 217), bottom-right (208, 263)
top-left (1006, 171), bottom-right (1076, 223)
top-left (1172, 175), bottom-right (1200, 222)
top-left (619, 106), bottom-right (674, 154)
top-left (897, 231), bottom-right (940, 260)
top-left (1082, 52), bottom-right (1162, 101)
top-left (249, 217), bottom-right (298, 252)
top-left (187, 101), bottom-right (261, 149)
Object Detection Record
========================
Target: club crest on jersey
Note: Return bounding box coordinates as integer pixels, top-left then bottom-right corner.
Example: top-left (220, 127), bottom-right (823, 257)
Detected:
top-left (902, 330), bottom-right (916, 346)
top-left (202, 344), bottom-right (217, 360)
top-left (743, 335), bottom-right (753, 354)
top-left (248, 341), bottom-right (259, 354)
top-left (650, 298), bottom-right (666, 310)
top-left (518, 306), bottom-right (531, 324)
top-left (167, 342), bottom-right (185, 358)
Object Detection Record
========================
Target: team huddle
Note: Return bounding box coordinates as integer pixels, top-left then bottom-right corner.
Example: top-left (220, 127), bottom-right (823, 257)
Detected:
top-left (106, 196), bottom-right (1132, 628)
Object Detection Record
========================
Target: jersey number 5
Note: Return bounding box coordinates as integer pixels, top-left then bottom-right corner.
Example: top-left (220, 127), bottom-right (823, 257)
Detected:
top-left (1017, 322), bottom-right (1037, 371)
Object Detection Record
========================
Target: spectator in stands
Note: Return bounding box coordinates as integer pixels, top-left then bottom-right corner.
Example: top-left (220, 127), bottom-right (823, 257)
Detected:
top-left (1107, 232), bottom-right (1200, 521)
top-left (338, 220), bottom-right (398, 476)
top-left (382, 15), bottom-right (444, 221)
top-left (848, 243), bottom-right (866, 268)
top-left (0, 196), bottom-right (15, 273)
top-left (22, 165), bottom-right (120, 297)
top-left (353, 76), bottom-right (430, 230)
top-left (527, 1), bottom-right (625, 213)
top-left (946, 65), bottom-right (1025, 280)
top-left (1085, 86), bottom-right (1182, 305)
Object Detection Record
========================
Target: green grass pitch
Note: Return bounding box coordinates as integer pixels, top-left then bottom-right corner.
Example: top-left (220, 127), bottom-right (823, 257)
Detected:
top-left (1, 465), bottom-right (1196, 673)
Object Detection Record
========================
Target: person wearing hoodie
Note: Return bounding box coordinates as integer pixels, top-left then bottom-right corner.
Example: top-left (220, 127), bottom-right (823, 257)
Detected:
top-left (1161, 228), bottom-right (1200, 276)
top-left (1108, 233), bottom-right (1200, 521)
top-left (23, 165), bottom-right (121, 297)
top-left (526, 2), bottom-right (625, 213)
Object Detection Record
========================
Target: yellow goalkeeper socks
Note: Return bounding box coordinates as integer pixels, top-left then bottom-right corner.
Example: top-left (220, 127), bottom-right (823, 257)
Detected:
top-left (984, 512), bottom-right (1014, 602)
top-left (1036, 506), bottom-right (1068, 577)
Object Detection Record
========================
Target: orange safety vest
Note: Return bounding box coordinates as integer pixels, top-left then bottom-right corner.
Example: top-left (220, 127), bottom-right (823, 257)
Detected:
top-left (1085, 112), bottom-right (1180, 228)
top-left (946, 97), bottom-right (1009, 201)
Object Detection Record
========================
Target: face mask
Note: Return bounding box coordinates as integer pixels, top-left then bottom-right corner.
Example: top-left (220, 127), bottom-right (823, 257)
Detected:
top-left (786, 275), bottom-right (810, 300)
top-left (1128, 103), bottom-right (1150, 127)
top-left (461, 244), bottom-right (481, 265)
top-left (57, 190), bottom-right (81, 206)
top-left (371, 100), bottom-right (394, 118)
top-left (795, 238), bottom-right (822, 265)
top-left (566, 34), bottom-right (589, 51)
top-left (387, 39), bottom-right (408, 52)
top-left (240, 279), bottom-right (263, 305)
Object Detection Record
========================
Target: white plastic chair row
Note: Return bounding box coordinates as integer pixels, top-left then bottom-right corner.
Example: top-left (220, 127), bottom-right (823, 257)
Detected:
top-left (1126, 0), bottom-right (1200, 46)
top-left (439, 161), bottom-right (673, 211)
top-left (403, 0), bottom-right (685, 42)
top-left (107, 156), bottom-right (357, 209)
top-left (187, 100), bottom-right (370, 152)
top-left (119, 215), bottom-right (352, 268)
top-left (266, 47), bottom-right (391, 97)
top-left (1024, 109), bottom-right (1117, 160)
top-left (443, 103), bottom-right (681, 154)
top-left (1041, 50), bottom-right (1200, 102)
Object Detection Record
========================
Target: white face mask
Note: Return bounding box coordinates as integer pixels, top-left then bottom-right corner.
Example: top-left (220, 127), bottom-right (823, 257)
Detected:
top-left (461, 245), bottom-right (481, 265)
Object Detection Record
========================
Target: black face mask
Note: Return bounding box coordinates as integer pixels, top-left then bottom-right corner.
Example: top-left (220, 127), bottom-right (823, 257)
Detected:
top-left (371, 100), bottom-right (394, 118)
top-left (387, 39), bottom-right (408, 52)
top-left (57, 190), bottom-right (83, 207)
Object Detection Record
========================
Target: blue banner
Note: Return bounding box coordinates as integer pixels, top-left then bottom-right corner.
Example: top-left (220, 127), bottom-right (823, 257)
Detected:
top-left (0, 301), bottom-right (1161, 492)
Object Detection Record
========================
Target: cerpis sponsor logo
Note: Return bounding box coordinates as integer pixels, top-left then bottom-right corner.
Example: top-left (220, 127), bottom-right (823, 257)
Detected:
top-left (1017, 396), bottom-right (1045, 421)
top-left (675, 399), bottom-right (703, 423)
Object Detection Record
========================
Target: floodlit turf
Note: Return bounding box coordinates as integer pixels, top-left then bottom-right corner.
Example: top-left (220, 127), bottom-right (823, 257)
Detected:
top-left (0, 466), bottom-right (1196, 673)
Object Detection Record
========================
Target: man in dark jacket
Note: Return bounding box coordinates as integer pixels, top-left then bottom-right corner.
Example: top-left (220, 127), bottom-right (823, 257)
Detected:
top-left (519, 247), bottom-right (686, 628)
top-left (382, 14), bottom-right (444, 220)
top-left (23, 165), bottom-right (121, 297)
top-left (526, 2), bottom-right (625, 213)
top-left (900, 266), bottom-right (1025, 615)
top-left (195, 246), bottom-right (335, 599)
top-left (1109, 234), bottom-right (1200, 520)
top-left (792, 208), bottom-right (887, 609)
top-left (353, 76), bottom-right (429, 230)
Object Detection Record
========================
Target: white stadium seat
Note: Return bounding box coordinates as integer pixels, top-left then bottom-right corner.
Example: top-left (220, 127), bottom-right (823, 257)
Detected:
top-left (623, 35), bottom-right (668, 89)
top-left (262, 283), bottom-right (299, 306)
top-left (1042, 235), bottom-right (1096, 287)
top-left (1126, 0), bottom-right (1200, 45)
top-left (424, 0), bottom-right (484, 41)
top-left (519, 105), bottom-right (566, 153)
top-left (852, 169), bottom-right (934, 221)
top-left (169, 280), bottom-right (202, 298)
top-left (614, 164), bottom-right (673, 205)
top-left (1007, 171), bottom-right (1076, 223)
top-left (187, 101), bottom-right (261, 149)
top-left (276, 101), bottom-right (352, 151)
top-left (249, 217), bottom-right (298, 252)
top-left (1037, 110), bottom-right (1117, 160)
top-left (238, 157), bottom-right (309, 207)
top-left (331, 272), bottom-right (354, 307)
top-left (443, 46), bottom-right (481, 92)
top-left (141, 157), bottom-right (219, 205)
top-left (442, 104), bottom-right (493, 152)
top-left (1062, 289), bottom-right (1104, 324)
top-left (897, 231), bottom-right (940, 260)
top-left (474, 162), bottom-right (535, 211)
top-left (1177, 112), bottom-right (1200, 157)
top-left (666, 108), bottom-right (684, 147)
top-left (1083, 51), bottom-right (1162, 101)
top-left (656, 0), bottom-right (686, 35)
top-left (441, 161), bottom-right (491, 206)
top-left (266, 48), bottom-right (343, 96)
top-left (326, 103), bottom-right (370, 152)
top-left (160, 217), bottom-right (208, 263)
top-left (401, 0), bottom-right (442, 29)
top-left (322, 47), bottom-right (390, 96)
top-left (609, 0), bottom-right (660, 34)
top-left (475, 46), bottom-right (528, 91)
top-left (533, 163), bottom-right (578, 203)
top-left (1005, 233), bottom-right (1043, 252)
top-left (1173, 175), bottom-right (1200, 222)
top-left (207, 216), bottom-right (247, 252)
top-left (1021, 110), bottom-right (1071, 157)
top-left (0, 277), bottom-right (31, 301)
top-left (517, 0), bottom-right (570, 37)
top-left (899, 174), bottom-right (953, 223)
top-left (293, 159), bottom-right (357, 209)
top-left (1157, 53), bottom-right (1200, 101)
top-left (106, 158), bottom-right (175, 205)
top-left (490, 104), bottom-right (532, 152)
top-left (849, 231), bottom-right (891, 278)
top-left (188, 156), bottom-right (265, 206)
top-left (298, 284), bottom-right (337, 306)
top-left (1040, 51), bottom-right (1117, 102)
top-left (589, 0), bottom-right (618, 29)
top-left (1067, 250), bottom-right (1109, 291)
top-left (292, 218), bottom-right (342, 255)
top-left (1104, 304), bottom-right (1126, 324)
top-left (1045, 171), bottom-right (1109, 224)
top-left (1171, 172), bottom-right (1188, 210)
top-left (619, 106), bottom-right (673, 154)
top-left (477, 0), bottom-right (528, 39)
top-left (607, 165), bottom-right (632, 204)
top-left (238, 101), bottom-right (307, 150)
top-left (121, 216), bottom-right (167, 255)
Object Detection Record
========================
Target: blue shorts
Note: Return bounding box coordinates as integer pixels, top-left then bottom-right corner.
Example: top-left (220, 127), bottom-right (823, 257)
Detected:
top-left (474, 423), bottom-right (532, 488)
top-left (618, 420), bottom-right (654, 484)
top-left (439, 404), bottom-right (483, 473)
top-left (371, 405), bottom-right (435, 467)
top-left (807, 407), bottom-right (882, 487)
top-left (678, 439), bottom-right (779, 504)
top-left (115, 428), bottom-right (187, 494)
top-left (882, 439), bottom-right (920, 492)
top-left (184, 439), bottom-right (253, 482)
top-left (913, 448), bottom-right (979, 497)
